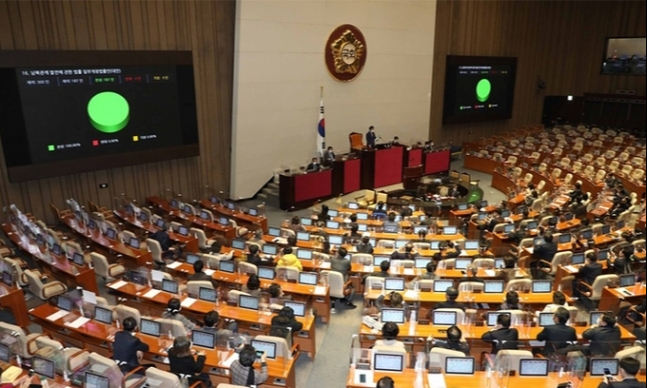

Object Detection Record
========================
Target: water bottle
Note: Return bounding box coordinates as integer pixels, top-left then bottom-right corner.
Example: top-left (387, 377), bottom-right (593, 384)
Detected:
top-left (409, 310), bottom-right (417, 336)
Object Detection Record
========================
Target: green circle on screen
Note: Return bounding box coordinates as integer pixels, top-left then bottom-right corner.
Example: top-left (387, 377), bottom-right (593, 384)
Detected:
top-left (476, 79), bottom-right (491, 102)
top-left (87, 91), bottom-right (130, 133)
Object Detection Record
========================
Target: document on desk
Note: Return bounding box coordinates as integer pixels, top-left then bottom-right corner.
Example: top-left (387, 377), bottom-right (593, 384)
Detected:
top-left (427, 373), bottom-right (447, 388)
top-left (46, 310), bottom-right (69, 322)
top-left (484, 269), bottom-right (496, 277)
top-left (65, 317), bottom-right (90, 329)
top-left (319, 262), bottom-right (331, 269)
top-left (314, 286), bottom-right (327, 295)
top-left (143, 289), bottom-right (161, 298)
top-left (166, 261), bottom-right (181, 269)
top-left (564, 265), bottom-right (578, 273)
top-left (108, 280), bottom-right (128, 290)
top-left (404, 289), bottom-right (419, 299)
top-left (181, 297), bottom-right (196, 308)
top-left (204, 269), bottom-right (215, 276)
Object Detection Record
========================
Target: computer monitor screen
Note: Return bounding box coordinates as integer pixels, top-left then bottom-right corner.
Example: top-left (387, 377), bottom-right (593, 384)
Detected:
top-left (140, 318), bottom-right (162, 337)
top-left (94, 306), bottom-right (113, 325)
top-left (88, 219), bottom-right (98, 230)
top-left (328, 209), bottom-right (339, 217)
top-left (218, 217), bottom-right (229, 226)
top-left (432, 310), bottom-right (457, 325)
top-left (503, 224), bottom-right (515, 234)
top-left (597, 249), bottom-right (609, 260)
top-left (105, 228), bottom-right (117, 240)
top-left (297, 232), bottom-right (310, 241)
top-left (500, 210), bottom-right (510, 218)
top-left (601, 225), bottom-right (611, 235)
top-left (480, 200), bottom-right (488, 207)
top-left (57, 296), bottom-right (73, 311)
top-left (383, 224), bottom-right (398, 233)
top-left (385, 278), bottom-right (405, 291)
top-left (563, 213), bottom-right (574, 221)
top-left (155, 218), bottom-right (166, 229)
top-left (393, 240), bottom-right (407, 249)
top-left (519, 359), bottom-right (548, 376)
top-left (198, 287), bottom-right (217, 302)
top-left (192, 330), bottom-right (215, 349)
top-left (580, 229), bottom-right (593, 240)
top-left (85, 371), bottom-right (110, 388)
top-left (358, 224), bottom-right (368, 232)
top-left (558, 233), bottom-right (571, 244)
top-left (262, 244), bottom-right (277, 255)
top-left (374, 256), bottom-right (389, 266)
top-left (128, 237), bottom-right (140, 249)
top-left (415, 258), bottom-right (431, 269)
top-left (486, 312), bottom-right (510, 326)
top-left (72, 252), bottom-right (85, 266)
top-left (219, 260), bottom-right (235, 273)
top-left (484, 280), bottom-right (504, 293)
top-left (590, 358), bottom-right (619, 376)
top-left (526, 221), bottom-right (538, 230)
top-left (199, 210), bottom-right (210, 220)
top-left (455, 258), bottom-right (472, 270)
top-left (0, 343), bottom-right (11, 362)
top-left (445, 357), bottom-right (475, 375)
top-left (620, 273), bottom-right (636, 287)
top-left (251, 339), bottom-right (276, 359)
top-left (284, 301), bottom-right (306, 317)
top-left (457, 203), bottom-right (468, 210)
top-left (381, 308), bottom-right (405, 324)
top-left (178, 226), bottom-right (189, 236)
top-left (347, 202), bottom-right (359, 209)
top-left (52, 243), bottom-right (63, 256)
top-left (495, 258), bottom-right (505, 269)
top-left (434, 280), bottom-right (454, 292)
top-left (268, 227), bottom-right (280, 237)
top-left (464, 240), bottom-right (479, 250)
top-left (615, 220), bottom-right (625, 229)
top-left (226, 202), bottom-right (235, 210)
top-left (127, 270), bottom-right (149, 286)
top-left (186, 254), bottom-right (200, 265)
top-left (430, 241), bottom-right (440, 250)
top-left (231, 239), bottom-right (246, 250)
top-left (248, 208), bottom-right (258, 216)
top-left (478, 212), bottom-right (487, 220)
top-left (298, 272), bottom-right (318, 285)
top-left (33, 356), bottom-right (56, 379)
top-left (1, 271), bottom-right (11, 286)
top-left (538, 312), bottom-right (554, 327)
top-left (239, 295), bottom-right (259, 310)
top-left (571, 253), bottom-right (585, 265)
top-left (443, 226), bottom-right (457, 235)
top-left (373, 353), bottom-right (404, 372)
top-left (532, 280), bottom-right (551, 293)
top-left (357, 212), bottom-right (368, 220)
top-left (162, 279), bottom-right (178, 294)
top-left (590, 311), bottom-right (610, 325)
top-left (414, 226), bottom-right (427, 235)
top-left (300, 217), bottom-right (312, 226)
top-left (328, 235), bottom-right (343, 245)
top-left (258, 267), bottom-right (275, 280)
top-left (182, 204), bottom-right (193, 215)
top-left (326, 221), bottom-right (339, 229)
top-left (170, 199), bottom-right (179, 209)
top-left (297, 249), bottom-right (312, 260)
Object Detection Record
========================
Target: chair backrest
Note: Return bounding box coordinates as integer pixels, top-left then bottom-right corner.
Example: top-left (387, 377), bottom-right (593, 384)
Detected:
top-left (275, 266), bottom-right (299, 281)
top-left (23, 269), bottom-right (45, 298)
top-left (313, 251), bottom-right (330, 262)
top-left (63, 347), bottom-right (89, 374)
top-left (145, 238), bottom-right (163, 263)
top-left (590, 275), bottom-right (619, 300)
top-left (494, 350), bottom-right (534, 373)
top-left (186, 280), bottom-right (214, 298)
top-left (0, 321), bottom-right (32, 358)
top-left (417, 279), bottom-right (434, 291)
top-left (321, 270), bottom-right (344, 298)
top-left (90, 252), bottom-right (110, 278)
top-left (434, 308), bottom-right (465, 325)
top-left (227, 289), bottom-right (251, 305)
top-left (351, 253), bottom-right (373, 265)
top-left (458, 281), bottom-right (483, 293)
top-left (551, 251), bottom-right (573, 274)
top-left (377, 240), bottom-right (395, 249)
top-left (429, 347), bottom-right (465, 372)
top-left (3, 257), bottom-right (28, 286)
top-left (145, 367), bottom-right (182, 388)
top-left (473, 258), bottom-right (494, 269)
top-left (88, 352), bottom-right (125, 388)
top-left (364, 276), bottom-right (385, 291)
top-left (202, 253), bottom-right (220, 269)
top-left (615, 346), bottom-right (646, 369)
top-left (157, 318), bottom-right (187, 338)
top-left (114, 305), bottom-right (141, 326)
top-left (504, 279), bottom-right (531, 293)
top-left (413, 242), bottom-right (430, 251)
top-left (189, 228), bottom-right (209, 249)
top-left (349, 132), bottom-right (364, 151)
top-left (238, 261), bottom-right (258, 275)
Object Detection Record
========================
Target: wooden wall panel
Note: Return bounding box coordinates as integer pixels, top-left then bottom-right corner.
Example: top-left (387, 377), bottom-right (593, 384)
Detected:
top-left (430, 0), bottom-right (646, 144)
top-left (0, 0), bottom-right (235, 223)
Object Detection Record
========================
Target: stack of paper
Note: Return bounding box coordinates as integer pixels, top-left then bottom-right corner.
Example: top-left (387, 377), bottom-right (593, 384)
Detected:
top-left (143, 289), bottom-right (161, 298)
top-left (64, 317), bottom-right (90, 329)
top-left (166, 261), bottom-right (181, 269)
top-left (109, 280), bottom-right (127, 290)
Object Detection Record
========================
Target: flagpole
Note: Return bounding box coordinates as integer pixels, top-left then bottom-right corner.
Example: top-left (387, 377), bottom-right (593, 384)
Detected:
top-left (317, 86), bottom-right (325, 157)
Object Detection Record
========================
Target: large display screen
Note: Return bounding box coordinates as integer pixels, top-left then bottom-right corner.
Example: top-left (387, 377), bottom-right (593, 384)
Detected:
top-left (0, 50), bottom-right (198, 181)
top-left (442, 55), bottom-right (517, 124)
top-left (602, 37), bottom-right (645, 75)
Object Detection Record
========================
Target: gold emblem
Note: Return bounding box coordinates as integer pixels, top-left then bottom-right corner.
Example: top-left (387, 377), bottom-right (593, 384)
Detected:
top-left (330, 30), bottom-right (365, 74)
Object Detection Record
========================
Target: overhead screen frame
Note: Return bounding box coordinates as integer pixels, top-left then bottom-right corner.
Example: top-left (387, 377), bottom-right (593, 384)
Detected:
top-left (0, 50), bottom-right (199, 182)
top-left (601, 36), bottom-right (646, 76)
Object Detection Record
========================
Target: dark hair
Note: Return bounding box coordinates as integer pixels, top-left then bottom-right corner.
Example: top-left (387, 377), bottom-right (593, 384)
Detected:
top-left (239, 345), bottom-right (256, 367)
top-left (204, 311), bottom-right (219, 328)
top-left (619, 357), bottom-right (640, 375)
top-left (390, 292), bottom-right (403, 308)
top-left (543, 232), bottom-right (553, 243)
top-left (381, 322), bottom-right (399, 340)
top-left (362, 235), bottom-right (370, 243)
top-left (291, 216), bottom-right (300, 225)
top-left (552, 291), bottom-right (566, 305)
top-left (388, 212), bottom-right (396, 222)
top-left (445, 286), bottom-right (459, 301)
top-left (170, 336), bottom-right (191, 358)
top-left (167, 298), bottom-right (181, 314)
top-left (376, 376), bottom-right (394, 388)
top-left (337, 247), bottom-right (348, 257)
top-left (249, 244), bottom-right (259, 254)
top-left (279, 306), bottom-right (295, 320)
top-left (601, 311), bottom-right (616, 327)
top-left (587, 252), bottom-right (598, 262)
top-left (283, 246), bottom-right (293, 255)
top-left (379, 260), bottom-right (390, 272)
top-left (554, 307), bottom-right (570, 324)
top-left (447, 325), bottom-right (462, 342)
top-left (405, 243), bottom-right (413, 253)
top-left (505, 290), bottom-right (520, 308)
top-left (498, 313), bottom-right (511, 328)
top-left (351, 224), bottom-right (359, 234)
top-left (193, 259), bottom-right (204, 273)
top-left (123, 317), bottom-right (137, 331)
top-left (268, 283), bottom-right (282, 298)
top-left (349, 214), bottom-right (357, 222)
top-left (426, 261), bottom-right (435, 273)
top-left (246, 274), bottom-right (260, 290)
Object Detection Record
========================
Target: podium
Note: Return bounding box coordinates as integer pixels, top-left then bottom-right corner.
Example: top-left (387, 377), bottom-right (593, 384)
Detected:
top-left (279, 169), bottom-right (332, 210)
top-left (424, 149), bottom-right (451, 174)
top-left (360, 145), bottom-right (404, 189)
top-left (332, 157), bottom-right (361, 195)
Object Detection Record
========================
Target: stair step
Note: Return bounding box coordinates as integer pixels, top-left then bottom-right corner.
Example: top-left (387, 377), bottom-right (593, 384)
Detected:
top-left (257, 193), bottom-right (268, 199)
top-left (267, 182), bottom-right (279, 189)
top-left (262, 188), bottom-right (278, 196)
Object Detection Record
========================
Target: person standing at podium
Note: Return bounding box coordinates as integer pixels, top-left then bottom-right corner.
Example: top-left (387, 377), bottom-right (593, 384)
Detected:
top-left (366, 126), bottom-right (377, 148)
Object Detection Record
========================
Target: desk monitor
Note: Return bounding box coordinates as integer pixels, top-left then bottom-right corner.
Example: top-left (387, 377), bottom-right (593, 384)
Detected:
top-left (381, 308), bottom-right (405, 324)
top-left (597, 249), bottom-right (609, 260)
top-left (128, 237), bottom-right (140, 249)
top-left (186, 254), bottom-right (200, 265)
top-left (503, 224), bottom-right (515, 234)
top-left (1, 271), bottom-right (12, 286)
top-left (94, 306), bottom-right (113, 325)
top-left (484, 280), bottom-right (504, 293)
top-left (248, 208), bottom-right (258, 216)
top-left (258, 267), bottom-right (275, 280)
top-left (177, 226), bottom-right (189, 236)
top-left (298, 272), bottom-right (318, 285)
top-left (445, 357), bottom-right (475, 375)
top-left (434, 280), bottom-right (454, 293)
top-left (373, 353), bottom-right (404, 372)
top-left (538, 312), bottom-right (555, 327)
top-left (432, 310), bottom-right (457, 325)
top-left (85, 371), bottom-right (110, 388)
top-left (297, 249), bottom-right (312, 260)
top-left (415, 258), bottom-right (431, 269)
top-left (385, 278), bottom-right (405, 291)
top-left (500, 210), bottom-right (510, 218)
top-left (571, 253), bottom-right (585, 265)
top-left (251, 339), bottom-right (276, 359)
top-left (395, 240), bottom-right (408, 249)
top-left (328, 235), bottom-right (343, 246)
top-left (239, 295), bottom-right (259, 310)
top-left (105, 228), bottom-right (117, 240)
top-left (127, 270), bottom-right (149, 286)
top-left (455, 258), bottom-right (472, 270)
top-left (525, 221), bottom-right (538, 231)
top-left (383, 225), bottom-right (398, 233)
top-left (590, 358), bottom-right (619, 376)
top-left (358, 224), bottom-right (368, 232)
top-left (300, 217), bottom-right (312, 226)
top-left (457, 203), bottom-right (468, 211)
top-left (162, 279), bottom-right (179, 294)
top-left (478, 212), bottom-right (487, 220)
top-left (558, 233), bottom-right (571, 244)
top-left (430, 241), bottom-right (440, 250)
top-left (374, 256), bottom-right (389, 266)
top-left (619, 273), bottom-right (636, 287)
top-left (562, 212), bottom-right (573, 221)
top-left (198, 287), bottom-right (217, 302)
top-left (347, 202), bottom-right (359, 209)
top-left (284, 301), bottom-right (306, 317)
top-left (494, 258), bottom-right (505, 269)
top-left (486, 312), bottom-right (510, 326)
top-left (262, 244), bottom-right (278, 255)
top-left (297, 232), bottom-right (310, 241)
top-left (357, 212), bottom-right (368, 220)
top-left (480, 200), bottom-right (488, 208)
top-left (443, 226), bottom-right (457, 235)
top-left (590, 311), bottom-right (611, 326)
top-left (72, 252), bottom-right (85, 266)
top-left (580, 229), bottom-right (593, 240)
top-left (328, 209), bottom-right (339, 217)
top-left (226, 202), bottom-right (235, 210)
top-left (519, 359), bottom-right (549, 376)
top-left (0, 343), bottom-right (10, 362)
top-left (52, 243), bottom-right (63, 256)
top-left (419, 216), bottom-right (427, 222)
top-left (464, 240), bottom-right (479, 250)
top-left (33, 356), bottom-right (56, 379)
top-left (192, 330), bottom-right (215, 349)
top-left (326, 221), bottom-right (340, 229)
top-left (209, 196), bottom-right (219, 204)
top-left (155, 218), bottom-right (166, 229)
top-left (88, 218), bottom-right (97, 230)
top-left (57, 296), bottom-right (73, 312)
top-left (231, 239), bottom-right (246, 250)
top-left (219, 260), bottom-right (235, 273)
top-left (199, 210), bottom-right (210, 221)
top-left (170, 199), bottom-right (179, 209)
top-left (218, 217), bottom-right (229, 226)
top-left (182, 204), bottom-right (193, 215)
top-left (268, 227), bottom-right (281, 237)
top-left (414, 226), bottom-right (427, 235)
top-left (601, 225), bottom-right (611, 235)
top-left (532, 280), bottom-right (551, 293)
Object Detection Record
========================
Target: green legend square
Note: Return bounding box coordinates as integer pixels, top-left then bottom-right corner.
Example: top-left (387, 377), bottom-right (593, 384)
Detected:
top-left (47, 145), bottom-right (55, 151)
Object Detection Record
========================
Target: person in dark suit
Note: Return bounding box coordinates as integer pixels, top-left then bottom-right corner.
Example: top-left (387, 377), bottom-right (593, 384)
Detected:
top-left (246, 244), bottom-right (271, 267)
top-left (582, 311), bottom-right (621, 356)
top-left (578, 251), bottom-right (603, 285)
top-left (355, 234), bottom-right (374, 254)
top-left (609, 246), bottom-right (633, 275)
top-left (188, 259), bottom-right (218, 288)
top-left (433, 287), bottom-right (466, 311)
top-left (481, 313), bottom-right (519, 354)
top-left (168, 336), bottom-right (211, 387)
top-left (112, 317), bottom-right (150, 372)
top-left (390, 243), bottom-right (417, 261)
top-left (323, 146), bottom-right (335, 166)
top-left (531, 231), bottom-right (557, 278)
top-left (366, 126), bottom-right (377, 148)
top-left (597, 357), bottom-right (642, 388)
top-left (432, 325), bottom-right (470, 355)
top-left (270, 306), bottom-right (303, 338)
top-left (536, 307), bottom-right (577, 356)
top-left (306, 157), bottom-right (321, 172)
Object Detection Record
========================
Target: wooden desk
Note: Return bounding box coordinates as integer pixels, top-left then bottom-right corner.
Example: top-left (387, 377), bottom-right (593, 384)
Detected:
top-left (598, 283), bottom-right (646, 313)
top-left (113, 209), bottom-right (199, 253)
top-left (2, 223), bottom-right (98, 292)
top-left (199, 199), bottom-right (268, 233)
top-left (363, 289), bottom-right (558, 307)
top-left (0, 282), bottom-right (30, 326)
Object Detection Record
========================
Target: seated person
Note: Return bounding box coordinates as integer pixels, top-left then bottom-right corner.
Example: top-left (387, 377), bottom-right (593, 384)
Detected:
top-left (582, 311), bottom-right (621, 357)
top-left (597, 357), bottom-right (642, 388)
top-left (459, 265), bottom-right (483, 284)
top-left (355, 233), bottom-right (374, 254)
top-left (536, 307), bottom-right (577, 356)
top-left (363, 260), bottom-right (390, 285)
top-left (202, 311), bottom-right (234, 348)
top-left (150, 229), bottom-right (174, 261)
top-left (230, 345), bottom-right (268, 387)
top-left (276, 247), bottom-right (303, 271)
top-left (317, 204), bottom-right (330, 223)
top-left (432, 325), bottom-right (470, 355)
top-left (365, 291), bottom-right (409, 316)
top-left (373, 202), bottom-right (387, 219)
top-left (433, 287), bottom-right (466, 311)
top-left (163, 298), bottom-right (197, 331)
top-left (406, 261), bottom-right (436, 289)
top-left (481, 313), bottom-right (519, 354)
top-left (246, 244), bottom-right (273, 267)
top-left (500, 290), bottom-right (522, 310)
top-left (188, 259), bottom-right (218, 288)
top-left (390, 243), bottom-right (417, 261)
top-left (287, 216), bottom-right (306, 233)
top-left (306, 157), bottom-right (321, 172)
top-left (382, 212), bottom-right (399, 232)
top-left (344, 224), bottom-right (362, 245)
top-left (268, 283), bottom-right (290, 305)
top-left (242, 274), bottom-right (262, 297)
top-left (168, 336), bottom-right (211, 387)
top-left (374, 322), bottom-right (406, 351)
top-left (575, 252), bottom-right (603, 297)
top-left (609, 246), bottom-right (633, 275)
top-left (270, 306), bottom-right (303, 337)
top-left (113, 317), bottom-right (149, 372)
top-left (542, 291), bottom-right (569, 313)
top-left (376, 376), bottom-right (395, 388)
